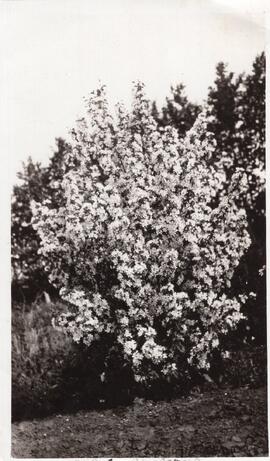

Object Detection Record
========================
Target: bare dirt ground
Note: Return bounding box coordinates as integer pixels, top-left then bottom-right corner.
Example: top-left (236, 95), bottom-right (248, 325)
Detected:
top-left (12, 386), bottom-right (268, 458)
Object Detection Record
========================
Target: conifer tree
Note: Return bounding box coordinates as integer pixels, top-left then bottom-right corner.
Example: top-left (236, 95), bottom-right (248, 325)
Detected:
top-left (152, 83), bottom-right (201, 138)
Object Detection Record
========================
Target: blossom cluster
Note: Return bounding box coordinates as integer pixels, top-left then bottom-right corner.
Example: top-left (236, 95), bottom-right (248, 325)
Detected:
top-left (32, 83), bottom-right (251, 384)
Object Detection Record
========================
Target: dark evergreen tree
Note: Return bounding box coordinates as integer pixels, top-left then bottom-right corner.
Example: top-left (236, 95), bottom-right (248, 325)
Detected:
top-left (152, 83), bottom-right (201, 138)
top-left (234, 53), bottom-right (266, 345)
top-left (235, 52), bottom-right (265, 217)
top-left (207, 54), bottom-right (266, 345)
top-left (206, 62), bottom-right (241, 172)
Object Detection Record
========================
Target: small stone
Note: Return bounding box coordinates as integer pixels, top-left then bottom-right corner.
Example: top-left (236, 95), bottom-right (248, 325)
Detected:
top-left (178, 425), bottom-right (195, 432)
top-left (117, 440), bottom-right (124, 449)
top-left (222, 441), bottom-right (235, 450)
top-left (232, 435), bottom-right (242, 443)
top-left (136, 441), bottom-right (146, 451)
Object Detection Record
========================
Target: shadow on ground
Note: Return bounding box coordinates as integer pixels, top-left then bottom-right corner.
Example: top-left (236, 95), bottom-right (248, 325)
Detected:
top-left (12, 385), bottom-right (268, 458)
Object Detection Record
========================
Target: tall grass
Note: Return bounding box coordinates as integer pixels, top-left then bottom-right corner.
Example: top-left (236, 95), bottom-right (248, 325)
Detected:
top-left (12, 300), bottom-right (75, 420)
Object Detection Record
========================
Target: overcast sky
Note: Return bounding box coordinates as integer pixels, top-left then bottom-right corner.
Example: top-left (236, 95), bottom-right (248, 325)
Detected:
top-left (1, 0), bottom-right (266, 184)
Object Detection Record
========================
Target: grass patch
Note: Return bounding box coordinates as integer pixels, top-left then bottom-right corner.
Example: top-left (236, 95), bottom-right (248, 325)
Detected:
top-left (12, 300), bottom-right (75, 421)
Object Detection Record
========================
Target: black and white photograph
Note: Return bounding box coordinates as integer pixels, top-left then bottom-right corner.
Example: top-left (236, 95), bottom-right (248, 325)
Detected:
top-left (1, 0), bottom-right (268, 458)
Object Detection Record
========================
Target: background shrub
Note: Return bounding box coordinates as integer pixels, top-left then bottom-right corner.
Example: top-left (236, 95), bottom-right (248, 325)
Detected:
top-left (11, 138), bottom-right (70, 302)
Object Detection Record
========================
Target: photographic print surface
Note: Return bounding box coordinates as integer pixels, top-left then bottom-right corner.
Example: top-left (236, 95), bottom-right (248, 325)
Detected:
top-left (4, 0), bottom-right (267, 458)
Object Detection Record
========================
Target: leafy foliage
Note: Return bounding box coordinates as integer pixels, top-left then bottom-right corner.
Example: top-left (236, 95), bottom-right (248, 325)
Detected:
top-left (207, 53), bottom-right (265, 213)
top-left (206, 53), bottom-right (266, 344)
top-left (11, 138), bottom-right (70, 301)
top-left (152, 83), bottom-right (201, 138)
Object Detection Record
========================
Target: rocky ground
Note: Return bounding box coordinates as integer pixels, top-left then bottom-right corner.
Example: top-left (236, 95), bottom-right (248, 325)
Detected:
top-left (12, 385), bottom-right (268, 458)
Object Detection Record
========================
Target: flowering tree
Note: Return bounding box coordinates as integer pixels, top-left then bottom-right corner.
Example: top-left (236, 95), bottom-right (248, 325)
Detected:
top-left (32, 83), bottom-right (251, 385)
